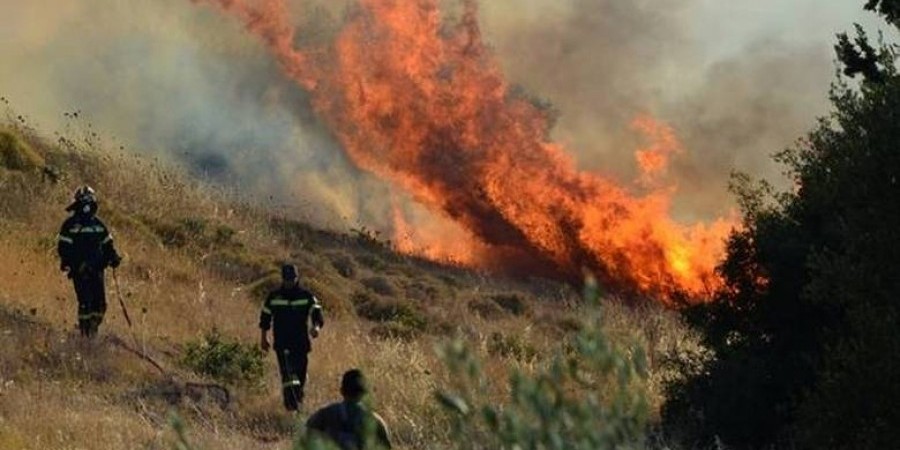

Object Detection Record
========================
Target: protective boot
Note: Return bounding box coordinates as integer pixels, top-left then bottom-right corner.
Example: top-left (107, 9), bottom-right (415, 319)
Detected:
top-left (79, 319), bottom-right (91, 337)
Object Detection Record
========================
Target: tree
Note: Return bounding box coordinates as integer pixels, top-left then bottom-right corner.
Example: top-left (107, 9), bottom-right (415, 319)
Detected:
top-left (664, 3), bottom-right (900, 449)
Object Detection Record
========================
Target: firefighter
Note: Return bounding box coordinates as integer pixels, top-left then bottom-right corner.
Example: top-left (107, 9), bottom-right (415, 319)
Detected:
top-left (57, 186), bottom-right (121, 338)
top-left (260, 264), bottom-right (324, 411)
top-left (306, 369), bottom-right (392, 449)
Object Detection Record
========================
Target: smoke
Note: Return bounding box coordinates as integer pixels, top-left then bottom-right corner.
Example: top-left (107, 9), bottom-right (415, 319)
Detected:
top-left (0, 0), bottom-right (387, 226)
top-left (0, 0), bottom-right (878, 277)
top-left (478, 0), bottom-right (694, 176)
top-left (476, 0), bottom-right (877, 221)
top-left (664, 42), bottom-right (835, 220)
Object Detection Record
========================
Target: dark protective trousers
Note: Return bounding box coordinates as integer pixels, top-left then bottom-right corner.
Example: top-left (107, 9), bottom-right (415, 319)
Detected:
top-left (73, 271), bottom-right (106, 337)
top-left (276, 347), bottom-right (309, 411)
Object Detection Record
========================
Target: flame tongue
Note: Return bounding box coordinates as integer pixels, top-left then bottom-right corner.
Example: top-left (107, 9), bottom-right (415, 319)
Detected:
top-left (196, 0), bottom-right (736, 302)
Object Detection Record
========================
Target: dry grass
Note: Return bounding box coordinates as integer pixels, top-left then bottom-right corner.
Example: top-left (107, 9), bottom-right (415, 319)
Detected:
top-left (0, 128), bottom-right (44, 172)
top-left (0, 121), bottom-right (701, 449)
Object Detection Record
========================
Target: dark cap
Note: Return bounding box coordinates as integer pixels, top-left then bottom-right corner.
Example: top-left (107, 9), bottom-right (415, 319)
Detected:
top-left (340, 369), bottom-right (368, 399)
top-left (281, 264), bottom-right (298, 281)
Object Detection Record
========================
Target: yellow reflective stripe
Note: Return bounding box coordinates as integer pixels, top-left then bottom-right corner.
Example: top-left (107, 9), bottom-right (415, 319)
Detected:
top-left (270, 298), bottom-right (312, 308)
top-left (261, 306), bottom-right (272, 315)
top-left (69, 226), bottom-right (106, 234)
top-left (102, 235), bottom-right (113, 244)
top-left (78, 312), bottom-right (103, 319)
top-left (58, 235), bottom-right (74, 244)
top-left (282, 379), bottom-right (302, 387)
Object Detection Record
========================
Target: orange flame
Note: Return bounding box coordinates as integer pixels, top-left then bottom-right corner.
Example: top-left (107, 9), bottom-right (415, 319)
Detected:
top-left (194, 0), bottom-right (736, 303)
top-left (632, 114), bottom-right (683, 187)
top-left (391, 200), bottom-right (480, 266)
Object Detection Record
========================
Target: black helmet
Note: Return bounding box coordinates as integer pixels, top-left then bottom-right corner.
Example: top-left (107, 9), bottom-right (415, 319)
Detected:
top-left (66, 185), bottom-right (98, 214)
top-left (281, 264), bottom-right (299, 281)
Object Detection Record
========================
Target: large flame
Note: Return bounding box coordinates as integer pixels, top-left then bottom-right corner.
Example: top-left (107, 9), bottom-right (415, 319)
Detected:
top-left (193, 0), bottom-right (736, 302)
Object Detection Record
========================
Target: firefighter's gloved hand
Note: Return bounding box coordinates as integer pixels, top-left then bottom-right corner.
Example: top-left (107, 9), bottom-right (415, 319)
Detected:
top-left (310, 326), bottom-right (320, 339)
top-left (60, 262), bottom-right (70, 273)
top-left (109, 254), bottom-right (122, 269)
top-left (260, 336), bottom-right (271, 352)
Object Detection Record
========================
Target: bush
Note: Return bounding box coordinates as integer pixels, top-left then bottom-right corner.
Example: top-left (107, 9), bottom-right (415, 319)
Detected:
top-left (355, 253), bottom-right (387, 271)
top-left (402, 277), bottom-right (445, 303)
top-left (329, 252), bottom-right (357, 278)
top-left (370, 322), bottom-right (422, 341)
top-left (490, 293), bottom-right (532, 317)
top-left (352, 292), bottom-right (427, 331)
top-left (180, 330), bottom-right (265, 387)
top-left (467, 297), bottom-right (505, 320)
top-left (664, 10), bottom-right (900, 449)
top-left (486, 332), bottom-right (537, 362)
top-left (360, 276), bottom-right (397, 297)
top-left (436, 280), bottom-right (650, 449)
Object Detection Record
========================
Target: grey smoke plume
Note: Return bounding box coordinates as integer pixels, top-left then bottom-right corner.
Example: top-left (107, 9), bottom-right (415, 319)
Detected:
top-left (478, 0), bottom-right (879, 220)
top-left (0, 0), bottom-right (880, 230)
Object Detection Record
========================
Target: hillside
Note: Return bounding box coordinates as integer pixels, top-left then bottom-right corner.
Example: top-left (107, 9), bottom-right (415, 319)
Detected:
top-left (0, 116), bottom-right (696, 449)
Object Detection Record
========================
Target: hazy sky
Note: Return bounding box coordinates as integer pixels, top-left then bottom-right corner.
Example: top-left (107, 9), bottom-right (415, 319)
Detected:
top-left (687, 0), bottom-right (884, 66)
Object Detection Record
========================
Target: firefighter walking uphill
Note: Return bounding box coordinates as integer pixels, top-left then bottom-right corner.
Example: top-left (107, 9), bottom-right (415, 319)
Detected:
top-left (57, 186), bottom-right (122, 338)
top-left (260, 264), bottom-right (325, 411)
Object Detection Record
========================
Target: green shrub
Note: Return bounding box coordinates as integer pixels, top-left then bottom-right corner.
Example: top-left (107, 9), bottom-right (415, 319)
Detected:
top-left (352, 292), bottom-right (427, 331)
top-left (436, 280), bottom-right (650, 449)
top-left (664, 10), bottom-right (900, 449)
top-left (486, 332), bottom-right (537, 362)
top-left (180, 330), bottom-right (265, 387)
top-left (212, 224), bottom-right (237, 245)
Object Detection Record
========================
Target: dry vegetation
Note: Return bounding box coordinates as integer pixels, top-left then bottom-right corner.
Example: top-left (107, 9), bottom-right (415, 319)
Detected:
top-left (0, 115), bottom-right (701, 449)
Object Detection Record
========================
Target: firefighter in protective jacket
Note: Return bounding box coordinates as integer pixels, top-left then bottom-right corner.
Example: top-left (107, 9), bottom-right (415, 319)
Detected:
top-left (306, 369), bottom-right (392, 449)
top-left (57, 186), bottom-right (121, 337)
top-left (260, 264), bottom-right (325, 411)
